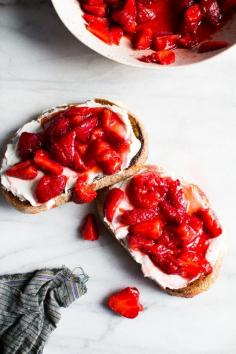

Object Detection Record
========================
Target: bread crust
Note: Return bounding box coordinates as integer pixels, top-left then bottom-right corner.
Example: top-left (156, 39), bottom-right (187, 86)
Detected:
top-left (96, 165), bottom-right (223, 298)
top-left (0, 99), bottom-right (148, 214)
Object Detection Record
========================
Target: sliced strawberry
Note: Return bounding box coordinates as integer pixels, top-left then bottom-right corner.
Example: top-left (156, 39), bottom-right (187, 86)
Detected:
top-left (44, 115), bottom-right (70, 142)
top-left (112, 0), bottom-right (137, 33)
top-left (74, 116), bottom-right (99, 143)
top-left (109, 26), bottom-right (124, 45)
top-left (153, 35), bottom-right (180, 51)
top-left (86, 21), bottom-right (111, 44)
top-left (83, 13), bottom-right (108, 26)
top-left (175, 0), bottom-right (196, 13)
top-left (108, 287), bottom-right (143, 319)
top-left (102, 109), bottom-right (127, 145)
top-left (133, 28), bottom-right (153, 50)
top-left (127, 234), bottom-right (156, 251)
top-left (73, 178), bottom-right (97, 204)
top-left (156, 50), bottom-right (175, 65)
top-left (17, 132), bottom-right (42, 159)
top-left (104, 187), bottom-right (125, 222)
top-left (6, 160), bottom-right (38, 180)
top-left (34, 149), bottom-right (63, 175)
top-left (120, 207), bottom-right (160, 225)
top-left (177, 253), bottom-right (212, 279)
top-left (86, 0), bottom-right (104, 5)
top-left (198, 40), bottom-right (228, 52)
top-left (82, 4), bottom-right (107, 17)
top-left (80, 213), bottom-right (99, 240)
top-left (129, 219), bottom-right (163, 240)
top-left (90, 128), bottom-right (106, 141)
top-left (50, 131), bottom-right (76, 167)
top-left (178, 34), bottom-right (198, 48)
top-left (198, 208), bottom-right (222, 238)
top-left (35, 175), bottom-right (67, 203)
top-left (75, 141), bottom-right (88, 157)
top-left (73, 151), bottom-right (87, 172)
top-left (201, 0), bottom-right (222, 27)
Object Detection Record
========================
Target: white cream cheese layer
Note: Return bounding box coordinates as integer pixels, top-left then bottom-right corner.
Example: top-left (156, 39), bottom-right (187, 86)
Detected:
top-left (0, 100), bottom-right (141, 207)
top-left (104, 174), bottom-right (224, 290)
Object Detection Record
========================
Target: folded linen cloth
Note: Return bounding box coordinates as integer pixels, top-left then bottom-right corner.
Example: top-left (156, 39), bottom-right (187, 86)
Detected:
top-left (0, 267), bottom-right (88, 354)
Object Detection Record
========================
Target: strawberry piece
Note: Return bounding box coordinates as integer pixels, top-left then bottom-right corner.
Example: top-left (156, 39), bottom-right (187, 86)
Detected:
top-left (133, 28), bottom-right (153, 50)
top-left (90, 128), bottom-right (106, 141)
top-left (35, 175), bottom-right (67, 203)
top-left (83, 13), bottom-right (108, 26)
top-left (137, 2), bottom-right (156, 23)
top-left (198, 40), bottom-right (228, 52)
top-left (184, 4), bottom-right (203, 33)
top-left (44, 115), bottom-right (70, 142)
top-left (34, 149), bottom-right (63, 175)
top-left (112, 0), bottom-right (137, 33)
top-left (74, 116), bottom-right (99, 143)
top-left (139, 50), bottom-right (175, 65)
top-left (127, 234), bottom-right (156, 251)
top-left (178, 34), bottom-right (198, 48)
top-left (177, 253), bottom-right (212, 279)
top-left (97, 149), bottom-right (122, 175)
top-left (104, 187), bottom-right (125, 222)
top-left (129, 219), bottom-right (163, 240)
top-left (80, 213), bottom-right (99, 240)
top-left (102, 109), bottom-right (127, 145)
top-left (127, 172), bottom-right (168, 209)
top-left (198, 208), bottom-right (222, 238)
top-left (6, 160), bottom-right (38, 180)
top-left (82, 4), bottom-right (107, 17)
top-left (201, 0), bottom-right (222, 27)
top-left (120, 207), bottom-right (160, 225)
top-left (50, 131), bottom-right (76, 167)
top-left (17, 132), bottom-right (42, 159)
top-left (109, 26), bottom-right (124, 45)
top-left (153, 35), bottom-right (180, 51)
top-left (175, 0), bottom-right (196, 13)
top-left (86, 0), bottom-right (104, 5)
top-left (73, 151), bottom-right (87, 172)
top-left (86, 21), bottom-right (111, 44)
top-left (73, 178), bottom-right (97, 204)
top-left (107, 287), bottom-right (143, 319)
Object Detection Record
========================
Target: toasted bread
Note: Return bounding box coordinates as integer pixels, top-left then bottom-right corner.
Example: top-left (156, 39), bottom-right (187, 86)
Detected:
top-left (0, 99), bottom-right (147, 214)
top-left (96, 165), bottom-right (223, 298)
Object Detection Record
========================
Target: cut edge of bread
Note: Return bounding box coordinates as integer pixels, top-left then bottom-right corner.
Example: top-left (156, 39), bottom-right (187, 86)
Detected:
top-left (96, 165), bottom-right (223, 298)
top-left (0, 98), bottom-right (148, 214)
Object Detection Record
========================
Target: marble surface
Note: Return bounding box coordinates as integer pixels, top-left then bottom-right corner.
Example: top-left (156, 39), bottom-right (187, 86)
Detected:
top-left (0, 2), bottom-right (236, 354)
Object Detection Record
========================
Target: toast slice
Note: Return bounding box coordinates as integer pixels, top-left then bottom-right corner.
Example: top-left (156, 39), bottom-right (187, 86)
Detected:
top-left (0, 99), bottom-right (148, 214)
top-left (97, 165), bottom-right (223, 298)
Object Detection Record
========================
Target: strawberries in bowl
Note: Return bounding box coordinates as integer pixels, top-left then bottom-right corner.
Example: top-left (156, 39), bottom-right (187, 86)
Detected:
top-left (51, 0), bottom-right (236, 67)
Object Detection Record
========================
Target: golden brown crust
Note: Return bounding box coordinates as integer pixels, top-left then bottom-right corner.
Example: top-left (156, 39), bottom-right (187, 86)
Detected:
top-left (96, 165), bottom-right (223, 298)
top-left (0, 99), bottom-right (147, 214)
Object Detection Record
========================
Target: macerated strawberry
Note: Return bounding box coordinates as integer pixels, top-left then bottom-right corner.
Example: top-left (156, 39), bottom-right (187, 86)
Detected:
top-left (137, 2), bottom-right (156, 23)
top-left (120, 207), bottom-right (160, 225)
top-left (127, 234), bottom-right (156, 251)
top-left (108, 287), bottom-right (143, 319)
top-left (35, 175), bottom-right (67, 203)
top-left (6, 160), bottom-right (38, 180)
top-left (73, 179), bottom-right (97, 204)
top-left (50, 131), bottom-right (76, 167)
top-left (97, 149), bottom-right (122, 175)
top-left (83, 13), bottom-right (109, 26)
top-left (34, 149), bottom-right (63, 175)
top-left (86, 21), bottom-right (111, 44)
top-left (175, 0), bottom-right (196, 13)
top-left (139, 50), bottom-right (175, 65)
top-left (17, 132), bottom-right (42, 159)
top-left (112, 0), bottom-right (137, 33)
top-left (86, 0), bottom-right (104, 5)
top-left (90, 128), bottom-right (106, 141)
top-left (178, 34), bottom-right (198, 48)
top-left (201, 0), bottom-right (222, 27)
top-left (153, 35), bottom-right (180, 51)
top-left (110, 26), bottom-right (124, 45)
top-left (198, 208), bottom-right (222, 238)
top-left (102, 109), bottom-right (127, 145)
top-left (104, 187), bottom-right (125, 222)
top-left (82, 4), bottom-right (107, 17)
top-left (44, 115), bottom-right (70, 142)
top-left (74, 116), bottom-right (99, 143)
top-left (184, 4), bottom-right (203, 33)
top-left (177, 253), bottom-right (212, 279)
top-left (129, 219), bottom-right (163, 239)
top-left (133, 28), bottom-right (153, 50)
top-left (73, 151), bottom-right (87, 172)
top-left (80, 213), bottom-right (99, 240)
top-left (198, 40), bottom-right (228, 52)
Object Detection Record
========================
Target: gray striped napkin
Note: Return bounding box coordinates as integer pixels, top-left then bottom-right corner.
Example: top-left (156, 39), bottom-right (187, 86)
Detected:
top-left (0, 267), bottom-right (88, 354)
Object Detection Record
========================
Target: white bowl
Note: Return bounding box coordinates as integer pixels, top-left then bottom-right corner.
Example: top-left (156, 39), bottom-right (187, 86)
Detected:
top-left (51, 0), bottom-right (236, 68)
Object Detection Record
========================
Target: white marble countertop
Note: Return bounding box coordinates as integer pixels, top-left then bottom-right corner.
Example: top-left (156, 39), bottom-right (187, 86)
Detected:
top-left (0, 2), bottom-right (236, 354)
